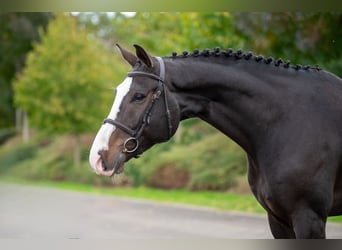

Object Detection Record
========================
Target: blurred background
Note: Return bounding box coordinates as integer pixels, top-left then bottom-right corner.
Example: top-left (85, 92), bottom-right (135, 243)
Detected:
top-left (0, 12), bottom-right (341, 195)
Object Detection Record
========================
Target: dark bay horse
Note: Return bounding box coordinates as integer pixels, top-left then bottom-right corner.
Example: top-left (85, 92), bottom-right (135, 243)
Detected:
top-left (89, 44), bottom-right (342, 238)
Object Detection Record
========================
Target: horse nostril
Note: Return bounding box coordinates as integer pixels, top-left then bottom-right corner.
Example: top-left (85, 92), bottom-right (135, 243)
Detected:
top-left (98, 151), bottom-right (107, 171)
top-left (101, 158), bottom-right (107, 171)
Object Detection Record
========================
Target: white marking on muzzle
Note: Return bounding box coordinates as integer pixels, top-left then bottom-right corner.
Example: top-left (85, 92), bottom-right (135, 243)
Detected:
top-left (89, 77), bottom-right (132, 173)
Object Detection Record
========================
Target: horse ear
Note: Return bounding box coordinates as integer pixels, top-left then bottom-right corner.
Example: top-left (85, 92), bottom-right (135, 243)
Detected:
top-left (134, 44), bottom-right (153, 68)
top-left (116, 44), bottom-right (137, 67)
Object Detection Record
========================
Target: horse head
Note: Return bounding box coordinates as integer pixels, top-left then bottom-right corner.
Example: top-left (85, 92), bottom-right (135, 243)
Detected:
top-left (89, 44), bottom-right (180, 176)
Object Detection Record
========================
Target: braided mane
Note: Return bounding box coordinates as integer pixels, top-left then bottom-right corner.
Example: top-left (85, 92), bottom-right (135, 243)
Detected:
top-left (168, 47), bottom-right (321, 72)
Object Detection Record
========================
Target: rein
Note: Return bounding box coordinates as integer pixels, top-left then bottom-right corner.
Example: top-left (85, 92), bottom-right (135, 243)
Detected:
top-left (103, 57), bottom-right (172, 154)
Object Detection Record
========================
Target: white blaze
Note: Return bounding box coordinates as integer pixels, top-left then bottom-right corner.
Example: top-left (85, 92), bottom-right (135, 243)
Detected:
top-left (89, 77), bottom-right (132, 173)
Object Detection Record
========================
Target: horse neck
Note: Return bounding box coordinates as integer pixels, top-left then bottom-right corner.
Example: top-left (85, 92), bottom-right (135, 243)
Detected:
top-left (165, 57), bottom-right (282, 156)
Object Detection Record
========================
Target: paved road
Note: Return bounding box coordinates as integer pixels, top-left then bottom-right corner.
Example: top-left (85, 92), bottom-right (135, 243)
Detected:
top-left (1, 183), bottom-right (341, 239)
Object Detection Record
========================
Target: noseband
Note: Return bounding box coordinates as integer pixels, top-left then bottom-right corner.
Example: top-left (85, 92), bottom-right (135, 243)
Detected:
top-left (103, 57), bottom-right (172, 154)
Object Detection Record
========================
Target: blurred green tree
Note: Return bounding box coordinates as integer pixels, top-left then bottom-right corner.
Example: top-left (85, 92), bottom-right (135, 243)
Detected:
top-left (76, 12), bottom-right (245, 55)
top-left (232, 12), bottom-right (341, 76)
top-left (0, 12), bottom-right (52, 128)
top-left (77, 12), bottom-right (341, 75)
top-left (14, 13), bottom-right (122, 166)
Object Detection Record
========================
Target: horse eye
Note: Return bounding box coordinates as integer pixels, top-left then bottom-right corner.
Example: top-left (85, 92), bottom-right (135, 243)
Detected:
top-left (133, 93), bottom-right (146, 102)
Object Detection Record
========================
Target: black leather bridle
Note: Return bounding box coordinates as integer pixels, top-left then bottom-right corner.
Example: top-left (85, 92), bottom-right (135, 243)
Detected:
top-left (102, 57), bottom-right (172, 154)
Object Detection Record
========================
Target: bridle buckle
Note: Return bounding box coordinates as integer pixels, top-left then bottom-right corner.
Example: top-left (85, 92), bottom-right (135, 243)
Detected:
top-left (122, 137), bottom-right (139, 153)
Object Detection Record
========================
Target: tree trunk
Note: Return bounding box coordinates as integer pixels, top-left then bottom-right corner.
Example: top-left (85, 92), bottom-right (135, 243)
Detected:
top-left (16, 108), bottom-right (22, 131)
top-left (16, 109), bottom-right (30, 142)
top-left (73, 134), bottom-right (81, 167)
top-left (22, 111), bottom-right (29, 142)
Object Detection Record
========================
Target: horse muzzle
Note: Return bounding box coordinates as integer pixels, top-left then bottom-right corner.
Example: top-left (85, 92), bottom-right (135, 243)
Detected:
top-left (95, 149), bottom-right (126, 177)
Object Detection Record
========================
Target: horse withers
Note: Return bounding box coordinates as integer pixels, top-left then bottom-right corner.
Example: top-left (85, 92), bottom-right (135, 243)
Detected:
top-left (89, 44), bottom-right (342, 238)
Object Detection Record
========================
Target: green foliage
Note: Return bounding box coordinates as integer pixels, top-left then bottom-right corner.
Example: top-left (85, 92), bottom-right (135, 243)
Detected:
top-left (0, 142), bottom-right (37, 175)
top-left (0, 122), bottom-right (247, 191)
top-left (78, 12), bottom-right (341, 76)
top-left (125, 121), bottom-right (247, 191)
top-left (0, 128), bottom-right (16, 145)
top-left (233, 13), bottom-right (342, 76)
top-left (14, 13), bottom-right (122, 135)
top-left (0, 135), bottom-right (115, 186)
top-left (79, 12), bottom-right (245, 56)
top-left (113, 12), bottom-right (245, 54)
top-left (0, 12), bottom-right (52, 128)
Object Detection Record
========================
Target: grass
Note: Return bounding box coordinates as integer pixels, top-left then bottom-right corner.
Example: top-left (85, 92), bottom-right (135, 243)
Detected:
top-left (53, 182), bottom-right (266, 213)
top-left (2, 177), bottom-right (342, 224)
top-left (1, 177), bottom-right (265, 214)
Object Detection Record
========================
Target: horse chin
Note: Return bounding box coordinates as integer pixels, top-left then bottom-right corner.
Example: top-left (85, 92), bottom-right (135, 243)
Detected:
top-left (111, 151), bottom-right (126, 175)
top-left (114, 163), bottom-right (125, 174)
